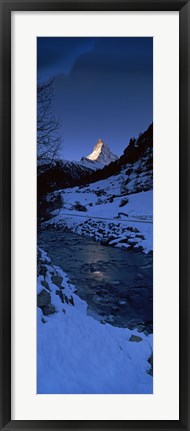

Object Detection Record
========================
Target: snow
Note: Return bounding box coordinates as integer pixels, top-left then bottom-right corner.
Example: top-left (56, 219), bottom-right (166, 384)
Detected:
top-left (38, 126), bottom-right (153, 394)
top-left (37, 275), bottom-right (45, 294)
top-left (87, 139), bottom-right (106, 161)
top-left (44, 173), bottom-right (153, 253)
top-left (37, 249), bottom-right (153, 394)
top-left (80, 139), bottom-right (118, 169)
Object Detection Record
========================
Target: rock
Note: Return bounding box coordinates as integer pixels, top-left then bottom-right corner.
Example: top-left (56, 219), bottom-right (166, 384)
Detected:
top-left (97, 228), bottom-right (104, 234)
top-left (137, 324), bottom-right (146, 333)
top-left (108, 236), bottom-right (116, 242)
top-left (38, 249), bottom-right (42, 259)
top-left (144, 330), bottom-right (150, 336)
top-left (37, 289), bottom-right (56, 315)
top-left (69, 296), bottom-right (74, 306)
top-left (51, 274), bottom-right (63, 287)
top-left (41, 279), bottom-right (51, 291)
top-left (129, 335), bottom-right (143, 342)
top-left (100, 239), bottom-right (109, 246)
top-left (39, 265), bottom-right (47, 277)
top-left (57, 291), bottom-right (70, 304)
top-left (64, 295), bottom-right (69, 304)
top-left (37, 289), bottom-right (51, 307)
top-left (136, 234), bottom-right (145, 240)
top-left (42, 303), bottom-right (56, 315)
top-left (147, 353), bottom-right (153, 376)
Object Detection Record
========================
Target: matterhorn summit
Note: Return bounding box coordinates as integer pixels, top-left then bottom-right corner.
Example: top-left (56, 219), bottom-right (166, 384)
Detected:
top-left (81, 139), bottom-right (118, 169)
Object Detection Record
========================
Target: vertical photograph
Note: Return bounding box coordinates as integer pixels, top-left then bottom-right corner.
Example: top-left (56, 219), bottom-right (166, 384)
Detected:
top-left (37, 37), bottom-right (153, 394)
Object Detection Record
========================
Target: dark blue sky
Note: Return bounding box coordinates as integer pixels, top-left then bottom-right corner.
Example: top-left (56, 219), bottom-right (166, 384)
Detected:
top-left (37, 37), bottom-right (153, 161)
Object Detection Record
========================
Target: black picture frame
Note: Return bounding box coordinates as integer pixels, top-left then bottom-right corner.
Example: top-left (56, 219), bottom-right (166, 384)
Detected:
top-left (0, 0), bottom-right (189, 430)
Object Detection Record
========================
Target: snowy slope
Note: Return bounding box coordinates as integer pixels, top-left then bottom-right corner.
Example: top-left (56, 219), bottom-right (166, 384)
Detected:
top-left (45, 175), bottom-right (153, 253)
top-left (37, 248), bottom-right (153, 394)
top-left (41, 124), bottom-right (153, 252)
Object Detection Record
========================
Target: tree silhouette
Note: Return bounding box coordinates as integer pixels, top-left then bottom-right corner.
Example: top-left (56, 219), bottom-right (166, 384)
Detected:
top-left (37, 79), bottom-right (62, 167)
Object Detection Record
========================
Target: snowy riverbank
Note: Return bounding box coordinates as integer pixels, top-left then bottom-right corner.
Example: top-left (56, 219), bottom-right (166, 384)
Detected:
top-left (37, 248), bottom-right (153, 394)
top-left (44, 176), bottom-right (153, 254)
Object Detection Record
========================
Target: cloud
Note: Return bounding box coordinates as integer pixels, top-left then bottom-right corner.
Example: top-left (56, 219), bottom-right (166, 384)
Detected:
top-left (37, 37), bottom-right (97, 81)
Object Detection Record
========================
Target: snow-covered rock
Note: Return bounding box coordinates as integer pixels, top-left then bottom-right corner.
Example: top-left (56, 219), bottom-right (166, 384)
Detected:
top-left (81, 139), bottom-right (118, 169)
top-left (45, 183), bottom-right (153, 253)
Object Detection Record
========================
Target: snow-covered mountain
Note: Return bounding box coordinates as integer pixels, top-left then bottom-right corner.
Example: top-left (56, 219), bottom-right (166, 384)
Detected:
top-left (38, 160), bottom-right (94, 197)
top-left (38, 124), bottom-right (153, 235)
top-left (79, 123), bottom-right (153, 195)
top-left (38, 124), bottom-right (152, 197)
top-left (43, 124), bottom-right (153, 253)
top-left (81, 139), bottom-right (118, 169)
top-left (38, 140), bottom-right (117, 196)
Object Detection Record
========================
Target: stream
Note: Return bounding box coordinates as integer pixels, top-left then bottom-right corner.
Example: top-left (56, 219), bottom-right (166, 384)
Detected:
top-left (38, 229), bottom-right (153, 333)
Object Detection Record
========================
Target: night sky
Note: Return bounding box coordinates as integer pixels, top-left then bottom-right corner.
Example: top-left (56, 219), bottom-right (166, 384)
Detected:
top-left (37, 37), bottom-right (153, 161)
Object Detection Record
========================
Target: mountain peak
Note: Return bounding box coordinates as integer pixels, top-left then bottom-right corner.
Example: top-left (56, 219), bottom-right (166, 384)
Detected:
top-left (86, 139), bottom-right (105, 161)
top-left (81, 139), bottom-right (118, 169)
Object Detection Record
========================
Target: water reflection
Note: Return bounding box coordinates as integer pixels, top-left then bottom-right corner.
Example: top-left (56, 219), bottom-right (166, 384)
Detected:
top-left (38, 230), bottom-right (153, 333)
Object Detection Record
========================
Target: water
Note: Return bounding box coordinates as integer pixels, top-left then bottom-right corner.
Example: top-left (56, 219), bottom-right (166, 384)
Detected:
top-left (38, 229), bottom-right (153, 332)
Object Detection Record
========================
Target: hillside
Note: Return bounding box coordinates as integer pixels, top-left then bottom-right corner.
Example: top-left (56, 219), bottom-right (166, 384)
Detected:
top-left (42, 124), bottom-right (153, 254)
top-left (38, 123), bottom-right (153, 196)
